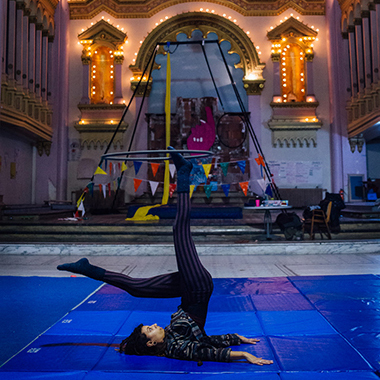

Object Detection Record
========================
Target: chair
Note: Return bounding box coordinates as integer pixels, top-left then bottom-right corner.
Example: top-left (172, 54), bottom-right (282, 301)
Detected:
top-left (303, 202), bottom-right (332, 240)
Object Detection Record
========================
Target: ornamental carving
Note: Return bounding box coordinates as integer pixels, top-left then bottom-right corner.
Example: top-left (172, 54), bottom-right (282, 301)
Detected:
top-left (69, 0), bottom-right (325, 19)
top-left (130, 12), bottom-right (265, 95)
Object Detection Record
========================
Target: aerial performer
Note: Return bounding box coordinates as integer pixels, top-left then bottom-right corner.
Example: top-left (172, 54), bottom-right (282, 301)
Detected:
top-left (57, 147), bottom-right (273, 366)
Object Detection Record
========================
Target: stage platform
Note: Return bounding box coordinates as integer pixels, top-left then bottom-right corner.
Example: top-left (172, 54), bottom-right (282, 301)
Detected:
top-left (0, 275), bottom-right (379, 379)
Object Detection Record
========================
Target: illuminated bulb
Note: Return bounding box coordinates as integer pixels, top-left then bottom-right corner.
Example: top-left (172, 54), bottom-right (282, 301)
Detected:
top-left (223, 13), bottom-right (226, 16)
top-left (102, 16), bottom-right (104, 19)
top-left (316, 29), bottom-right (319, 32)
top-left (282, 68), bottom-right (286, 71)
top-left (133, 59), bottom-right (135, 62)
top-left (300, 57), bottom-right (303, 60)
top-left (301, 73), bottom-right (304, 76)
top-left (92, 91), bottom-right (95, 94)
top-left (123, 100), bottom-right (126, 104)
top-left (111, 65), bottom-right (113, 68)
top-left (107, 19), bottom-right (110, 22)
top-left (311, 26), bottom-right (314, 28)
top-left (301, 78), bottom-right (304, 81)
top-left (109, 50), bottom-right (112, 53)
top-left (111, 120), bottom-right (114, 124)
top-left (311, 44), bottom-right (314, 47)
top-left (206, 9), bottom-right (209, 12)
top-left (301, 89), bottom-right (305, 92)
top-left (297, 16), bottom-right (299, 19)
top-left (143, 77), bottom-right (146, 80)
top-left (130, 77), bottom-right (134, 80)
top-left (93, 70), bottom-right (96, 73)
top-left (93, 86), bottom-right (95, 89)
top-left (299, 38), bottom-right (302, 41)
top-left (282, 38), bottom-right (286, 41)
top-left (110, 101), bottom-right (113, 104)
top-left (256, 46), bottom-right (260, 49)
top-left (111, 71), bottom-right (113, 74)
top-left (280, 20), bottom-right (283, 23)
top-left (140, 41), bottom-right (143, 44)
top-left (283, 94), bottom-right (287, 97)
top-left (283, 84), bottom-right (286, 87)
top-left (313, 118), bottom-right (316, 121)
top-left (93, 65), bottom-right (96, 68)
top-left (234, 19), bottom-right (237, 23)
top-left (283, 78), bottom-right (286, 82)
top-left (316, 38), bottom-right (319, 41)
top-left (110, 92), bottom-right (113, 95)
top-left (110, 55), bottom-right (113, 58)
top-left (93, 75), bottom-right (95, 78)
top-left (95, 51), bottom-right (97, 54)
top-left (200, 8), bottom-right (203, 11)
top-left (137, 77), bottom-right (141, 80)
top-left (285, 17), bottom-right (288, 20)
top-left (305, 118), bottom-right (309, 121)
top-left (165, 16), bottom-right (168, 19)
top-left (82, 29), bottom-right (84, 32)
top-left (228, 16), bottom-right (231, 19)
top-left (78, 42), bottom-right (80, 45)
top-left (110, 76), bottom-right (113, 78)
top-left (291, 13), bottom-right (293, 16)
top-left (160, 19), bottom-right (163, 22)
top-left (258, 51), bottom-right (261, 54)
top-left (135, 52), bottom-right (137, 55)
top-left (271, 49), bottom-right (275, 53)
top-left (247, 31), bottom-right (250, 35)
top-left (270, 26), bottom-right (273, 29)
top-left (155, 23), bottom-right (158, 26)
top-left (282, 62), bottom-right (286, 66)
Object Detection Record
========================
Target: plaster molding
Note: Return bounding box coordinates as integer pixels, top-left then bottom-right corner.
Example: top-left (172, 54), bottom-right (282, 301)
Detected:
top-left (69, 0), bottom-right (325, 19)
top-left (129, 12), bottom-right (265, 96)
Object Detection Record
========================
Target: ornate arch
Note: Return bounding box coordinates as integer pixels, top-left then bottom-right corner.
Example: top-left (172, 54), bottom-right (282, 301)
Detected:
top-left (129, 12), bottom-right (265, 95)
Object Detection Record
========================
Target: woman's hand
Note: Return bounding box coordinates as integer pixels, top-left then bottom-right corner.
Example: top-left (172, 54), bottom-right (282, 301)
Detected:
top-left (235, 334), bottom-right (260, 344)
top-left (230, 351), bottom-right (273, 365)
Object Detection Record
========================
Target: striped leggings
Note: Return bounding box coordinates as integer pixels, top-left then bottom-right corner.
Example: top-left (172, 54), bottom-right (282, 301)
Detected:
top-left (103, 192), bottom-right (214, 329)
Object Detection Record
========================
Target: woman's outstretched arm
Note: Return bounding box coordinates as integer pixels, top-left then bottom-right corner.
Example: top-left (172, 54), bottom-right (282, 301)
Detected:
top-left (230, 351), bottom-right (274, 365)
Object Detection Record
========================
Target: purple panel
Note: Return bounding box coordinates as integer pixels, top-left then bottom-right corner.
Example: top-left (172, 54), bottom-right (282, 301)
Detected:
top-left (213, 278), bottom-right (299, 296)
top-left (251, 294), bottom-right (313, 311)
top-left (269, 335), bottom-right (372, 372)
top-left (45, 311), bottom-right (131, 336)
top-left (1, 335), bottom-right (112, 372)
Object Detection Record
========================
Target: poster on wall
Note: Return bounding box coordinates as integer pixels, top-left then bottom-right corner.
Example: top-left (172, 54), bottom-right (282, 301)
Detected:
top-left (268, 161), bottom-right (323, 187)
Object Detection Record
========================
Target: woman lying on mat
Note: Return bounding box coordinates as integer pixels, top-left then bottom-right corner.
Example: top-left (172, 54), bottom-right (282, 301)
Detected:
top-left (57, 147), bottom-right (273, 366)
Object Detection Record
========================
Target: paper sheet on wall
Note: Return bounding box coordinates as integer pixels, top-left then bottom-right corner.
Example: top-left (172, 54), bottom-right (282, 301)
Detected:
top-left (268, 161), bottom-right (323, 186)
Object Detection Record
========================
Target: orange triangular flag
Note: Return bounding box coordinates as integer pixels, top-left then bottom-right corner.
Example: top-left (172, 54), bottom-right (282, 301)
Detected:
top-left (151, 163), bottom-right (160, 177)
top-left (239, 181), bottom-right (249, 196)
top-left (255, 155), bottom-right (265, 167)
top-left (134, 178), bottom-right (142, 192)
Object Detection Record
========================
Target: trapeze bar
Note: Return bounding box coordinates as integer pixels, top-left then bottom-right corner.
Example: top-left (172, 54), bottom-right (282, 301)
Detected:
top-left (157, 40), bottom-right (219, 46)
top-left (102, 149), bottom-right (213, 161)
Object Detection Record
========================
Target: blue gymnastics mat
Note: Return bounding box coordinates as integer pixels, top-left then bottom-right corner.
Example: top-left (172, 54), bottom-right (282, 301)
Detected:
top-left (1, 275), bottom-right (379, 379)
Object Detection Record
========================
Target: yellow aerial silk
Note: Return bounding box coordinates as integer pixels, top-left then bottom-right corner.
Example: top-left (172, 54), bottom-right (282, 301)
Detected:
top-left (162, 51), bottom-right (171, 205)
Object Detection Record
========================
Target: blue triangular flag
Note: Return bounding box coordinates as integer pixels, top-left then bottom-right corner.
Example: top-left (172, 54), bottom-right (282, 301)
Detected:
top-left (134, 161), bottom-right (142, 175)
top-left (88, 182), bottom-right (94, 197)
top-left (237, 160), bottom-right (246, 174)
top-left (265, 184), bottom-right (273, 197)
top-left (204, 185), bottom-right (212, 199)
top-left (221, 184), bottom-right (230, 197)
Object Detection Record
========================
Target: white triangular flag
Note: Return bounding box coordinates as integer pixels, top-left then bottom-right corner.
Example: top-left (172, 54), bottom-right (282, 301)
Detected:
top-left (169, 164), bottom-right (176, 178)
top-left (77, 200), bottom-right (85, 217)
top-left (102, 184), bottom-right (107, 198)
top-left (257, 178), bottom-right (267, 192)
top-left (149, 181), bottom-right (159, 196)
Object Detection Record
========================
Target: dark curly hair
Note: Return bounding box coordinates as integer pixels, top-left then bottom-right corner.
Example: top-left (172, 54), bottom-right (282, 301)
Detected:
top-left (118, 324), bottom-right (166, 356)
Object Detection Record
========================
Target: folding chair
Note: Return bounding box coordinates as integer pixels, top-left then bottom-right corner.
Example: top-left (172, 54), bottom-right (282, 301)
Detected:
top-left (303, 201), bottom-right (332, 240)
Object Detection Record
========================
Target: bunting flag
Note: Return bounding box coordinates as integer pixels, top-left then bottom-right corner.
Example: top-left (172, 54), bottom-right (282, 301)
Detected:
top-left (117, 177), bottom-right (121, 188)
top-left (151, 163), bottom-right (160, 177)
top-left (237, 160), bottom-right (246, 174)
top-left (76, 193), bottom-right (85, 208)
top-left (108, 183), bottom-right (111, 197)
top-left (88, 182), bottom-right (94, 196)
top-left (190, 185), bottom-right (195, 198)
top-left (77, 200), bottom-right (85, 217)
top-left (257, 178), bottom-right (267, 192)
top-left (202, 164), bottom-right (212, 178)
top-left (109, 163), bottom-right (113, 175)
top-left (255, 155), bottom-right (265, 167)
top-left (239, 181), bottom-right (249, 196)
top-left (94, 166), bottom-right (107, 175)
top-left (118, 162), bottom-right (121, 171)
top-left (265, 183), bottom-right (273, 198)
top-left (221, 184), bottom-right (230, 197)
top-left (133, 161), bottom-right (142, 175)
top-left (134, 178), bottom-right (142, 192)
top-left (102, 184), bottom-right (107, 198)
top-left (98, 184), bottom-right (102, 194)
top-left (204, 184), bottom-right (212, 199)
top-left (220, 162), bottom-right (229, 176)
top-left (149, 181), bottom-right (159, 196)
top-left (169, 164), bottom-right (176, 178)
top-left (121, 162), bottom-right (127, 172)
top-left (169, 183), bottom-right (176, 198)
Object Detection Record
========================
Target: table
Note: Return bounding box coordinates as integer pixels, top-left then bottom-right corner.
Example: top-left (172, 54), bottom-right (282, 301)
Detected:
top-left (244, 205), bottom-right (293, 240)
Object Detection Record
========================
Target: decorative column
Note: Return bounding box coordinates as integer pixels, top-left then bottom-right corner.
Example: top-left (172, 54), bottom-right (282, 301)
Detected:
top-left (306, 60), bottom-right (315, 99)
top-left (361, 10), bottom-right (372, 89)
top-left (348, 25), bottom-right (358, 97)
top-left (80, 56), bottom-right (91, 104)
top-left (114, 53), bottom-right (124, 104)
top-left (374, 2), bottom-right (380, 83)
top-left (342, 33), bottom-right (352, 98)
top-left (35, 23), bottom-right (43, 98)
top-left (7, 0), bottom-right (16, 81)
top-left (47, 35), bottom-right (54, 101)
top-left (354, 18), bottom-right (365, 93)
top-left (0, 0), bottom-right (6, 75)
top-left (15, 1), bottom-right (24, 87)
top-left (41, 30), bottom-right (48, 101)
top-left (22, 8), bottom-right (29, 89)
top-left (28, 17), bottom-right (36, 94)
